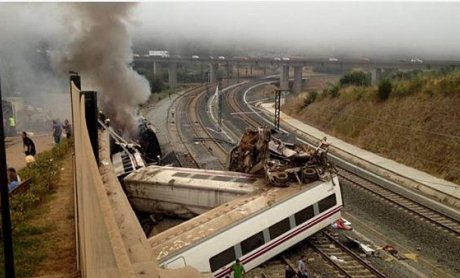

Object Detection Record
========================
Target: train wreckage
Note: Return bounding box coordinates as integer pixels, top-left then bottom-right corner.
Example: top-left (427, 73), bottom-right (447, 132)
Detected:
top-left (123, 126), bottom-right (338, 217)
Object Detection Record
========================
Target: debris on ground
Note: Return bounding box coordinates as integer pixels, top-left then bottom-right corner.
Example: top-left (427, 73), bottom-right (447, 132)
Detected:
top-left (383, 245), bottom-right (406, 260)
top-left (331, 218), bottom-right (352, 230)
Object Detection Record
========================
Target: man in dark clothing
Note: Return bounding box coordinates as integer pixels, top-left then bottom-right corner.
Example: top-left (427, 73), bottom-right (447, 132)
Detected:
top-left (285, 265), bottom-right (297, 278)
top-left (52, 120), bottom-right (62, 144)
top-left (22, 131), bottom-right (36, 156)
top-left (62, 119), bottom-right (72, 138)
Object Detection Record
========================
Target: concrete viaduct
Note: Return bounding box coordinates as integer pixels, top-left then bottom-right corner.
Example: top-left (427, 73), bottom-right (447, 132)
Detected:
top-left (134, 56), bottom-right (460, 93)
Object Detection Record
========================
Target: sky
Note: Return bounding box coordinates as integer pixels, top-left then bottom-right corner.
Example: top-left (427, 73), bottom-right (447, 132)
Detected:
top-left (0, 2), bottom-right (459, 132)
top-left (131, 2), bottom-right (460, 59)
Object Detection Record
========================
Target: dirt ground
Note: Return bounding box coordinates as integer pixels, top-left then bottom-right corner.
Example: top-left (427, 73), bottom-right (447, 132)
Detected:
top-left (5, 133), bottom-right (54, 171)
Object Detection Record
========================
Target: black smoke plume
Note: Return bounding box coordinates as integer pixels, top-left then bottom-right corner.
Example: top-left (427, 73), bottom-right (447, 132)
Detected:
top-left (57, 3), bottom-right (150, 136)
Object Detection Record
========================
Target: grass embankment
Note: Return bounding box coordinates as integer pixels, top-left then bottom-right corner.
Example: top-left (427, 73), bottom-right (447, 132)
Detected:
top-left (284, 69), bottom-right (460, 185)
top-left (0, 139), bottom-right (73, 277)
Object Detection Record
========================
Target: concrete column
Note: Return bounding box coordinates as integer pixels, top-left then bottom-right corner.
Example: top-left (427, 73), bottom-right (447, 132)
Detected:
top-left (226, 62), bottom-right (231, 80)
top-left (250, 64), bottom-right (253, 76)
top-left (280, 64), bottom-right (290, 91)
top-left (371, 68), bottom-right (382, 84)
top-left (236, 63), bottom-right (240, 82)
top-left (383, 68), bottom-right (396, 80)
top-left (293, 66), bottom-right (303, 94)
top-left (209, 63), bottom-right (218, 83)
top-left (168, 62), bottom-right (177, 91)
top-left (153, 61), bottom-right (157, 76)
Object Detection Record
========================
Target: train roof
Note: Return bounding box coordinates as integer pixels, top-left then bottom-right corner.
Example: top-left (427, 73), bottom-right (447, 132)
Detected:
top-left (125, 166), bottom-right (267, 194)
top-left (148, 177), bottom-right (336, 262)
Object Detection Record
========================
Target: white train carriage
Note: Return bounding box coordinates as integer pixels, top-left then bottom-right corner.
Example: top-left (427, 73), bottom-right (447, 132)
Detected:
top-left (124, 166), bottom-right (266, 217)
top-left (149, 175), bottom-right (342, 277)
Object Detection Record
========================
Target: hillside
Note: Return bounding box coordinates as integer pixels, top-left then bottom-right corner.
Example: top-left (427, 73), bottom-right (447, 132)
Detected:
top-left (283, 69), bottom-right (460, 185)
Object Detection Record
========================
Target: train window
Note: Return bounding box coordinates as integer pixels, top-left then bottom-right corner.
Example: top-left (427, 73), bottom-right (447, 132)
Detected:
top-left (191, 174), bottom-right (210, 180)
top-left (209, 246), bottom-right (236, 272)
top-left (241, 231), bottom-right (265, 255)
top-left (234, 177), bottom-right (257, 184)
top-left (269, 218), bottom-right (291, 240)
top-left (318, 194), bottom-right (337, 213)
top-left (212, 176), bottom-right (233, 182)
top-left (172, 172), bottom-right (191, 178)
top-left (294, 206), bottom-right (314, 226)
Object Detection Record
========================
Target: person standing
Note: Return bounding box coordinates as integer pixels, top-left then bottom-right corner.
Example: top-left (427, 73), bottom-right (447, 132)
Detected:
top-left (230, 259), bottom-right (246, 278)
top-left (62, 119), bottom-right (72, 138)
top-left (297, 255), bottom-right (309, 278)
top-left (52, 120), bottom-right (62, 144)
top-left (8, 115), bottom-right (16, 136)
top-left (22, 131), bottom-right (36, 157)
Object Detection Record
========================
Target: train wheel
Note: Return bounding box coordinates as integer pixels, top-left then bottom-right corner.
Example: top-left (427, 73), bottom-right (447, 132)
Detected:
top-left (302, 167), bottom-right (318, 181)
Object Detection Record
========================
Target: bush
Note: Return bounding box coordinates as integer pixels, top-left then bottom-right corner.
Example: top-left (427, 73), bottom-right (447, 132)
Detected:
top-left (303, 91), bottom-right (318, 107)
top-left (327, 84), bottom-right (341, 98)
top-left (378, 79), bottom-right (392, 100)
top-left (340, 71), bottom-right (371, 87)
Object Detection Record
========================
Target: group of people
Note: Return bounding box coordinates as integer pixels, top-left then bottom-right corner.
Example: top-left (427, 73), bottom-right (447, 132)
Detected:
top-left (6, 119), bottom-right (72, 193)
top-left (20, 119), bottom-right (71, 165)
top-left (227, 255), bottom-right (309, 278)
top-left (52, 119), bottom-right (72, 144)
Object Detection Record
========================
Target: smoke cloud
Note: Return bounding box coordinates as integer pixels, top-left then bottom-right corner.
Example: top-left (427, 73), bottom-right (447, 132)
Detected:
top-left (57, 3), bottom-right (150, 136)
top-left (0, 3), bottom-right (69, 131)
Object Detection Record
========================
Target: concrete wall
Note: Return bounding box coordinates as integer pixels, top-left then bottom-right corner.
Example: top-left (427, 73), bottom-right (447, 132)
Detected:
top-left (71, 82), bottom-right (204, 277)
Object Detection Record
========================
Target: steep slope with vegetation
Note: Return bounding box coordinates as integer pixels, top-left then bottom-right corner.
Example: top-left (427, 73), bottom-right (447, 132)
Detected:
top-left (283, 68), bottom-right (460, 185)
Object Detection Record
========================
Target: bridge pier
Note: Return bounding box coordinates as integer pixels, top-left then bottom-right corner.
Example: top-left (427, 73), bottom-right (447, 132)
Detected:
top-left (209, 62), bottom-right (218, 83)
top-left (371, 68), bottom-right (382, 84)
top-left (293, 66), bottom-right (303, 94)
top-left (226, 62), bottom-right (231, 81)
top-left (236, 63), bottom-right (240, 82)
top-left (168, 62), bottom-right (177, 91)
top-left (153, 61), bottom-right (157, 76)
top-left (280, 64), bottom-right (290, 91)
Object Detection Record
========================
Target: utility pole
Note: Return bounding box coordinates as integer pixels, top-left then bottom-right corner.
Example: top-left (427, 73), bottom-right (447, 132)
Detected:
top-left (0, 74), bottom-right (16, 277)
top-left (274, 89), bottom-right (282, 131)
top-left (217, 78), bottom-right (223, 132)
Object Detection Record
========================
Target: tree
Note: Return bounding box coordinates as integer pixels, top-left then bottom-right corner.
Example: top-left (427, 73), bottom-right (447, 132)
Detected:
top-left (340, 71), bottom-right (371, 87)
top-left (378, 79), bottom-right (392, 100)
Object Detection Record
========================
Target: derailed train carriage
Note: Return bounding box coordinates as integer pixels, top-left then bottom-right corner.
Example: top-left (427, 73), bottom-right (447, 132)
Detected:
top-left (148, 171), bottom-right (342, 277)
top-left (126, 127), bottom-right (343, 277)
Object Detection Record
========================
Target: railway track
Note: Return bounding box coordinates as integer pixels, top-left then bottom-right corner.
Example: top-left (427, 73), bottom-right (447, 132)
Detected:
top-left (225, 80), bottom-right (460, 239)
top-left (168, 86), bottom-right (202, 168)
top-left (309, 232), bottom-right (385, 278)
top-left (220, 83), bottom-right (388, 277)
top-left (169, 85), bottom-right (229, 169)
top-left (338, 168), bottom-right (460, 238)
top-left (171, 79), bottom-right (460, 277)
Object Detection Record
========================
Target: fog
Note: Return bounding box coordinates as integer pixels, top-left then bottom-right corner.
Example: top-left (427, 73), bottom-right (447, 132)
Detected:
top-left (0, 2), bottom-right (459, 132)
top-left (132, 2), bottom-right (460, 60)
